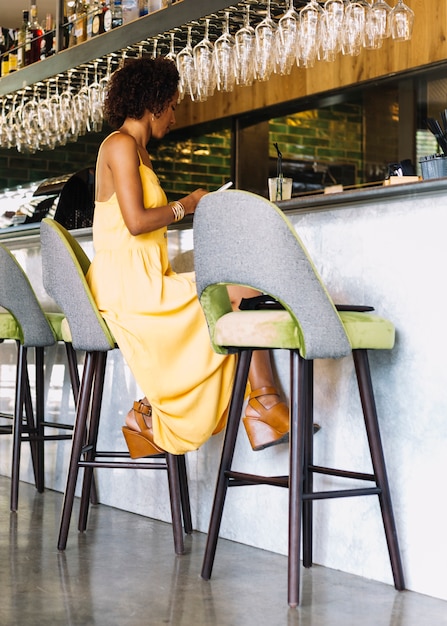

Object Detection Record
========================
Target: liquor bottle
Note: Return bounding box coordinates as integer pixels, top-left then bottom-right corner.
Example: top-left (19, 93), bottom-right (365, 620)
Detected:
top-left (102, 1), bottom-right (112, 32)
top-left (122, 0), bottom-right (139, 25)
top-left (44, 14), bottom-right (56, 57)
top-left (66, 0), bottom-right (77, 47)
top-left (29, 4), bottom-right (45, 63)
top-left (75, 0), bottom-right (88, 44)
top-left (7, 30), bottom-right (18, 73)
top-left (17, 10), bottom-right (31, 69)
top-left (0, 28), bottom-right (6, 77)
top-left (139, 0), bottom-right (148, 17)
top-left (90, 0), bottom-right (102, 37)
top-left (111, 0), bottom-right (123, 28)
top-left (147, 0), bottom-right (163, 13)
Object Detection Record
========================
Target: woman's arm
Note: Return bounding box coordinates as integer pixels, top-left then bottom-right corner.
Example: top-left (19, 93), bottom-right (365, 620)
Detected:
top-left (102, 133), bottom-right (207, 236)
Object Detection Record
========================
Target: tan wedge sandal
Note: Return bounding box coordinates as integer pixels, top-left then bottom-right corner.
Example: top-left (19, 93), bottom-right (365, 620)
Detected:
top-left (122, 400), bottom-right (164, 459)
top-left (242, 386), bottom-right (290, 451)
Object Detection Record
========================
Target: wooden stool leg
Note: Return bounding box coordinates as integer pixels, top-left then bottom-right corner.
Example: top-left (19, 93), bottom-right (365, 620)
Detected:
top-left (288, 351), bottom-right (309, 608)
top-left (166, 453), bottom-right (186, 555)
top-left (177, 455), bottom-right (193, 534)
top-left (34, 346), bottom-right (45, 493)
top-left (10, 344), bottom-right (27, 512)
top-left (302, 358), bottom-right (314, 568)
top-left (353, 349), bottom-right (405, 591)
top-left (58, 351), bottom-right (97, 551)
top-left (78, 352), bottom-right (107, 532)
top-left (64, 342), bottom-right (98, 506)
top-left (201, 349), bottom-right (252, 580)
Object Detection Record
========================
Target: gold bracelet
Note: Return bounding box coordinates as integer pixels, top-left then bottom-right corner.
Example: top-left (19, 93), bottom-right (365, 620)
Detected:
top-left (170, 201), bottom-right (185, 222)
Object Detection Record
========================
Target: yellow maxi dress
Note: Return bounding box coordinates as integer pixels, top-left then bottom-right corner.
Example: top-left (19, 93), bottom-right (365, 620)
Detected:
top-left (86, 149), bottom-right (236, 454)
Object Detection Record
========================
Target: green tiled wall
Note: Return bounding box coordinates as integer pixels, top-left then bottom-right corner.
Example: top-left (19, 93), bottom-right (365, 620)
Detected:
top-left (150, 127), bottom-right (232, 199)
top-left (269, 103), bottom-right (364, 184)
top-left (0, 103), bottom-right (362, 193)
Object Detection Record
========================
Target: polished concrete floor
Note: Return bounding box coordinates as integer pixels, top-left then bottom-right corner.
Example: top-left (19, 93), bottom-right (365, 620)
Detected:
top-left (1, 476), bottom-right (446, 626)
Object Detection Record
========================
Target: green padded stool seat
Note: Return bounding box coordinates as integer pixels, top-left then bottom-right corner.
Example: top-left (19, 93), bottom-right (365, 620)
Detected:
top-left (212, 308), bottom-right (395, 352)
top-left (40, 218), bottom-right (192, 555)
top-left (0, 244), bottom-right (79, 512)
top-left (193, 189), bottom-right (405, 607)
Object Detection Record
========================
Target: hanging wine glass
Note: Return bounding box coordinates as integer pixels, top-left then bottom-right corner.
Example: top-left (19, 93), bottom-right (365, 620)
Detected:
top-left (165, 31), bottom-right (177, 63)
top-left (298, 0), bottom-right (323, 68)
top-left (234, 5), bottom-right (256, 87)
top-left (255, 0), bottom-right (277, 81)
top-left (88, 61), bottom-right (103, 133)
top-left (390, 0), bottom-right (414, 42)
top-left (213, 12), bottom-right (236, 93)
top-left (37, 82), bottom-right (57, 150)
top-left (177, 25), bottom-right (197, 101)
top-left (369, 0), bottom-right (392, 40)
top-left (99, 55), bottom-right (113, 109)
top-left (363, 0), bottom-right (383, 50)
top-left (276, 0), bottom-right (299, 75)
top-left (71, 68), bottom-right (90, 139)
top-left (320, 0), bottom-right (344, 62)
top-left (0, 98), bottom-right (9, 148)
top-left (5, 95), bottom-right (19, 150)
top-left (193, 18), bottom-right (216, 102)
top-left (151, 38), bottom-right (159, 59)
top-left (341, 1), bottom-right (366, 56)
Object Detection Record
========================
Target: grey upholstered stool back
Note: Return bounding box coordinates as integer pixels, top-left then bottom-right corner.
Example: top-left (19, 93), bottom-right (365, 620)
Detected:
top-left (194, 189), bottom-right (351, 360)
top-left (40, 219), bottom-right (115, 352)
top-left (0, 243), bottom-right (76, 511)
top-left (0, 245), bottom-right (56, 348)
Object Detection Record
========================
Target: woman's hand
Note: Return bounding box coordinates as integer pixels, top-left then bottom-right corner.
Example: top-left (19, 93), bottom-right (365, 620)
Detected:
top-left (180, 189), bottom-right (208, 216)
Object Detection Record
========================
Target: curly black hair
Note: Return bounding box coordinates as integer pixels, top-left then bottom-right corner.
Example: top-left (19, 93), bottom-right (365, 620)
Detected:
top-left (104, 57), bottom-right (180, 129)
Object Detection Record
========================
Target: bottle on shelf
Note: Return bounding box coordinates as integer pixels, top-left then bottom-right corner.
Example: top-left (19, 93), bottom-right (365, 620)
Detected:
top-left (148, 0), bottom-right (163, 13)
top-left (29, 4), bottom-right (45, 63)
top-left (0, 28), bottom-right (6, 77)
top-left (44, 13), bottom-right (56, 57)
top-left (89, 0), bottom-right (103, 37)
top-left (122, 0), bottom-right (139, 25)
top-left (103, 1), bottom-right (113, 32)
top-left (139, 0), bottom-right (148, 18)
top-left (7, 29), bottom-right (18, 73)
top-left (17, 10), bottom-right (31, 70)
top-left (65, 0), bottom-right (77, 48)
top-left (111, 0), bottom-right (123, 29)
top-left (75, 0), bottom-right (89, 44)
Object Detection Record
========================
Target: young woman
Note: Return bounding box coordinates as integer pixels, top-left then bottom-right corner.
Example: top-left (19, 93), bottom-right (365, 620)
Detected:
top-left (86, 57), bottom-right (289, 457)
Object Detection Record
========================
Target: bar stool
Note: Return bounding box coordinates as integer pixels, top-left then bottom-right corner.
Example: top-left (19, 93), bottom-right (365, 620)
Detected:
top-left (193, 190), bottom-right (405, 606)
top-left (0, 243), bottom-right (79, 512)
top-left (40, 218), bottom-right (192, 555)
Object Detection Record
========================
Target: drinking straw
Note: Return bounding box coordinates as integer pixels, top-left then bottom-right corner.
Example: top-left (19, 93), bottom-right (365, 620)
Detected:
top-left (273, 142), bottom-right (283, 200)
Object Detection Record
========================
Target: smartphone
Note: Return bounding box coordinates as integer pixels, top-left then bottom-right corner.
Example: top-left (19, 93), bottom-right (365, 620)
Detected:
top-left (216, 181), bottom-right (233, 192)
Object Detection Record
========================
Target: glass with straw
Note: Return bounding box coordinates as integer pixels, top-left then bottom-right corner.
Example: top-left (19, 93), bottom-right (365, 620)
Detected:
top-left (268, 143), bottom-right (293, 201)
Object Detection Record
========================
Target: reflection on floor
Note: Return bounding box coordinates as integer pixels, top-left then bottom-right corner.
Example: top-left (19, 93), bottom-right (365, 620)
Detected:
top-left (1, 476), bottom-right (446, 626)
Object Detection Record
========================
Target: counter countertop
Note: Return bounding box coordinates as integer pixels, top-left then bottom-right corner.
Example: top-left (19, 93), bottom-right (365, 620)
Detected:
top-left (1, 176), bottom-right (445, 244)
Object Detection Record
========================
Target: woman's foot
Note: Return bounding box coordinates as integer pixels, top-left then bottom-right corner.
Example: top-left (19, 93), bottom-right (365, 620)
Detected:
top-left (122, 399), bottom-right (164, 459)
top-left (243, 387), bottom-right (290, 451)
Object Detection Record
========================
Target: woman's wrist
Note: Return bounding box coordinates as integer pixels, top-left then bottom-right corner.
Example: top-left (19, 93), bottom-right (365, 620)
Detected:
top-left (169, 201), bottom-right (185, 222)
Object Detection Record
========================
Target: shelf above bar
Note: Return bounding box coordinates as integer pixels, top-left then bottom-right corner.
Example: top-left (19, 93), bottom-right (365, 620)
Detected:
top-left (0, 0), bottom-right (235, 96)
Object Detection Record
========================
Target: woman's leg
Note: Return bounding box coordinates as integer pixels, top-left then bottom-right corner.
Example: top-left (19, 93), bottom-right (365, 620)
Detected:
top-left (227, 286), bottom-right (289, 450)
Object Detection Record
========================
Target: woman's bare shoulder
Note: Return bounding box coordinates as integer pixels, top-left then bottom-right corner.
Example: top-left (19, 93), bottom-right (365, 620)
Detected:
top-left (101, 130), bottom-right (136, 153)
top-left (98, 132), bottom-right (139, 170)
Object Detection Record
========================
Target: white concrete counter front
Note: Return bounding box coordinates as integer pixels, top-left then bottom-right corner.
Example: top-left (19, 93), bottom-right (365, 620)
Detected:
top-left (1, 179), bottom-right (446, 602)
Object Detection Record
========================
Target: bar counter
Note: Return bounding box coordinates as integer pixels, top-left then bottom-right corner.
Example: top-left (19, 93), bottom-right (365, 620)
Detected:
top-left (1, 178), bottom-right (446, 602)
